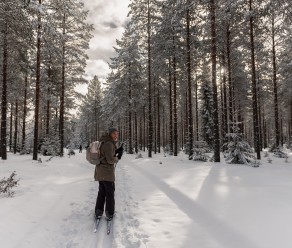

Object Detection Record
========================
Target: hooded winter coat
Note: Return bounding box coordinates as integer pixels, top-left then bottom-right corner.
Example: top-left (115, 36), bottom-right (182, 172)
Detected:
top-left (94, 133), bottom-right (118, 182)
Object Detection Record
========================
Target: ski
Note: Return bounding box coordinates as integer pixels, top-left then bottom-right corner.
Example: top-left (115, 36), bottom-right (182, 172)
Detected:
top-left (106, 218), bottom-right (112, 235)
top-left (93, 217), bottom-right (101, 233)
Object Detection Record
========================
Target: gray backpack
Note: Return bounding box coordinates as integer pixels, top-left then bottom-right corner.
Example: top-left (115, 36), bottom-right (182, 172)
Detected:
top-left (86, 141), bottom-right (103, 165)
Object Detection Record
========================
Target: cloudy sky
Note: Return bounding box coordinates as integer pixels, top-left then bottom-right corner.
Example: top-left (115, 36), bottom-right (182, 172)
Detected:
top-left (76, 0), bottom-right (130, 94)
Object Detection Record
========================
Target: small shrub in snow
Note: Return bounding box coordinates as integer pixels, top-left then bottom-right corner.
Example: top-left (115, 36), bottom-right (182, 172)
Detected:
top-left (267, 157), bottom-right (272, 163)
top-left (20, 148), bottom-right (32, 155)
top-left (285, 157), bottom-right (289, 163)
top-left (268, 143), bottom-right (277, 153)
top-left (41, 135), bottom-right (61, 156)
top-left (251, 160), bottom-right (261, 167)
top-left (164, 145), bottom-right (173, 155)
top-left (191, 141), bottom-right (211, 162)
top-left (0, 172), bottom-right (19, 197)
top-left (68, 149), bottom-right (75, 156)
top-left (273, 146), bottom-right (288, 158)
top-left (135, 153), bottom-right (143, 159)
top-left (223, 132), bottom-right (255, 165)
top-left (264, 151), bottom-right (269, 157)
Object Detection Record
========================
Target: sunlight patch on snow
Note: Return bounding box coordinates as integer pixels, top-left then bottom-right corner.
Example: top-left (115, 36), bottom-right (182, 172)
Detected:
top-left (165, 167), bottom-right (213, 201)
top-left (214, 184), bottom-right (230, 198)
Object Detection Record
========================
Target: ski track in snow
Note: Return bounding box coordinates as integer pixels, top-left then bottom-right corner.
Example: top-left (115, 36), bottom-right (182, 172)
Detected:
top-left (113, 161), bottom-right (149, 248)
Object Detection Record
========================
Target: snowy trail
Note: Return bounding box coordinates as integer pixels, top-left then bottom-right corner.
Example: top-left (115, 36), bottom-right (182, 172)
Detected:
top-left (119, 152), bottom-right (292, 248)
top-left (0, 152), bottom-right (107, 248)
top-left (127, 159), bottom-right (259, 248)
top-left (1, 150), bottom-right (292, 248)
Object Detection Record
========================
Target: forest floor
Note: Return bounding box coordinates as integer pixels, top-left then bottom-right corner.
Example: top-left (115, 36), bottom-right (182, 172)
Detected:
top-left (0, 148), bottom-right (292, 248)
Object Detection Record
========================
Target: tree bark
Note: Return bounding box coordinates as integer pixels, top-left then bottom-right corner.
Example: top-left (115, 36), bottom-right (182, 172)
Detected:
top-left (143, 105), bottom-right (146, 151)
top-left (139, 116), bottom-right (142, 150)
top-left (154, 80), bottom-right (157, 154)
top-left (13, 100), bottom-right (18, 154)
top-left (186, 5), bottom-right (193, 157)
top-left (147, 0), bottom-right (153, 157)
top-left (272, 14), bottom-right (280, 147)
top-left (1, 19), bottom-right (8, 160)
top-left (168, 57), bottom-right (173, 155)
top-left (9, 104), bottom-right (13, 152)
top-left (22, 76), bottom-right (28, 150)
top-left (249, 0), bottom-right (261, 159)
top-left (157, 87), bottom-right (161, 153)
top-left (135, 111), bottom-right (138, 153)
top-left (33, 0), bottom-right (42, 160)
top-left (128, 69), bottom-right (133, 154)
top-left (59, 12), bottom-right (66, 156)
top-left (210, 0), bottom-right (220, 162)
top-left (290, 101), bottom-right (292, 147)
top-left (46, 68), bottom-right (51, 137)
top-left (222, 54), bottom-right (228, 144)
top-left (195, 72), bottom-right (199, 141)
top-left (172, 34), bottom-right (178, 156)
top-left (226, 25), bottom-right (233, 132)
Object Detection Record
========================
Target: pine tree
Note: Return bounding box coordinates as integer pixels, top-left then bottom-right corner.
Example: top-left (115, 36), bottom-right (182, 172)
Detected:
top-left (200, 62), bottom-right (215, 149)
top-left (224, 128), bottom-right (256, 165)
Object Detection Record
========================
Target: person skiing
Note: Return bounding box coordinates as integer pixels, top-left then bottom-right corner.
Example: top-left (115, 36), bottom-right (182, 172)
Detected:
top-left (79, 144), bottom-right (83, 153)
top-left (94, 127), bottom-right (123, 220)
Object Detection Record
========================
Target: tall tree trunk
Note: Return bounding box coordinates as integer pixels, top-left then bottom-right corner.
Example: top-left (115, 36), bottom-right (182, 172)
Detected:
top-left (9, 104), bottom-right (13, 152)
top-left (135, 111), bottom-right (138, 153)
top-left (289, 100), bottom-right (292, 147)
top-left (280, 117), bottom-right (283, 146)
top-left (13, 100), bottom-right (18, 154)
top-left (59, 12), bottom-right (66, 156)
top-left (147, 0), bottom-right (153, 157)
top-left (162, 106), bottom-right (165, 149)
top-left (272, 14), bottom-right (280, 147)
top-left (210, 0), bottom-right (220, 162)
top-left (249, 0), bottom-right (261, 159)
top-left (46, 67), bottom-right (51, 136)
top-left (222, 54), bottom-right (228, 144)
top-left (128, 72), bottom-right (133, 154)
top-left (157, 87), bottom-right (161, 153)
top-left (154, 80), bottom-right (157, 154)
top-left (22, 76), bottom-right (28, 149)
top-left (226, 25), bottom-right (233, 132)
top-left (184, 91), bottom-right (188, 146)
top-left (46, 90), bottom-right (50, 136)
top-left (94, 101), bottom-right (97, 141)
top-left (143, 105), bottom-right (146, 151)
top-left (33, 0), bottom-right (42, 160)
top-left (258, 87), bottom-right (263, 150)
top-left (139, 116), bottom-right (142, 150)
top-left (1, 20), bottom-right (8, 160)
top-left (290, 100), bottom-right (292, 147)
top-left (195, 71), bottom-right (199, 141)
top-left (186, 5), bottom-right (193, 158)
top-left (263, 115), bottom-right (267, 149)
top-left (172, 35), bottom-right (178, 156)
top-left (168, 57), bottom-right (173, 155)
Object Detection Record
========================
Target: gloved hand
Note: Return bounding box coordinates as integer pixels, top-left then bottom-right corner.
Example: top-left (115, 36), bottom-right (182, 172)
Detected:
top-left (115, 146), bottom-right (124, 155)
top-left (117, 152), bottom-right (123, 160)
top-left (116, 146), bottom-right (124, 160)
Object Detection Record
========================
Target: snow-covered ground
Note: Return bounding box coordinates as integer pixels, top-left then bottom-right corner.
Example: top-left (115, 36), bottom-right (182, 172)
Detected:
top-left (0, 149), bottom-right (292, 248)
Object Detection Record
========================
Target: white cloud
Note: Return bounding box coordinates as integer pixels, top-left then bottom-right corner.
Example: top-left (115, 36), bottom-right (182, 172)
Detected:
top-left (81, 0), bottom-right (130, 85)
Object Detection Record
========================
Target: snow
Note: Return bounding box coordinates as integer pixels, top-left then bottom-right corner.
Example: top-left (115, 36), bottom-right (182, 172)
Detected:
top-left (0, 149), bottom-right (292, 248)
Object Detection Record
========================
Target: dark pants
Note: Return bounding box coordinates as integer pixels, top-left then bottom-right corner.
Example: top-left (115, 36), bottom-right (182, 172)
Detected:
top-left (95, 181), bottom-right (115, 217)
